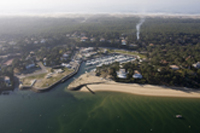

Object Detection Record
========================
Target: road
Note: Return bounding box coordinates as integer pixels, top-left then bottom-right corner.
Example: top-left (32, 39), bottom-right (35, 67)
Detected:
top-left (16, 62), bottom-right (48, 79)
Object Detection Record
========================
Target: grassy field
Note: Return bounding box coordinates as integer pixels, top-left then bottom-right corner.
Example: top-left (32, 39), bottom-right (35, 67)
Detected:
top-left (21, 68), bottom-right (73, 88)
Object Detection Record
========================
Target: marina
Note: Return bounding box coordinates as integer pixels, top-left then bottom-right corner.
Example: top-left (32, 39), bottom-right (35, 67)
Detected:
top-left (86, 54), bottom-right (136, 67)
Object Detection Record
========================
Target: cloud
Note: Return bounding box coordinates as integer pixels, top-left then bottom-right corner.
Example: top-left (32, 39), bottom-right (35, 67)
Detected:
top-left (0, 0), bottom-right (200, 14)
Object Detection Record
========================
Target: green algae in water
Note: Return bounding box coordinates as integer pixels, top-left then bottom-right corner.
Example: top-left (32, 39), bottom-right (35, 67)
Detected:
top-left (57, 91), bottom-right (200, 133)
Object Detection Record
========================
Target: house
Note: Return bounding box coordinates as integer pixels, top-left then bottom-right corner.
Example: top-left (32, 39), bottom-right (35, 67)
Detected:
top-left (103, 49), bottom-right (108, 53)
top-left (43, 58), bottom-right (47, 66)
top-left (26, 63), bottom-right (35, 69)
top-left (66, 34), bottom-right (71, 37)
top-left (60, 53), bottom-right (69, 61)
top-left (81, 33), bottom-right (86, 37)
top-left (115, 39), bottom-right (120, 43)
top-left (107, 40), bottom-right (112, 43)
top-left (121, 40), bottom-right (127, 45)
top-left (81, 47), bottom-right (94, 53)
top-left (100, 38), bottom-right (105, 42)
top-left (81, 37), bottom-right (88, 42)
top-left (117, 69), bottom-right (127, 79)
top-left (4, 76), bottom-right (11, 84)
top-left (8, 41), bottom-right (17, 45)
top-left (193, 62), bottom-right (200, 69)
top-left (4, 76), bottom-right (11, 86)
top-left (3, 59), bottom-right (14, 66)
top-left (61, 63), bottom-right (71, 68)
top-left (90, 38), bottom-right (95, 42)
top-left (71, 32), bottom-right (78, 37)
top-left (120, 37), bottom-right (125, 40)
top-left (57, 69), bottom-right (64, 74)
top-left (170, 65), bottom-right (179, 70)
top-left (129, 44), bottom-right (137, 47)
top-left (160, 60), bottom-right (168, 65)
top-left (63, 53), bottom-right (69, 58)
top-left (133, 70), bottom-right (142, 79)
top-left (149, 43), bottom-right (154, 46)
top-left (40, 39), bottom-right (46, 43)
top-left (30, 51), bottom-right (35, 56)
top-left (34, 41), bottom-right (38, 44)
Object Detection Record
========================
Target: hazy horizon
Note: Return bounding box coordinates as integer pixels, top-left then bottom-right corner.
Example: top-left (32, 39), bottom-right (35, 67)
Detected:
top-left (1, 0), bottom-right (200, 15)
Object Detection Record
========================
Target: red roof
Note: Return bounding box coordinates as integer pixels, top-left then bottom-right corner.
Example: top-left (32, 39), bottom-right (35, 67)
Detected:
top-left (3, 59), bottom-right (14, 66)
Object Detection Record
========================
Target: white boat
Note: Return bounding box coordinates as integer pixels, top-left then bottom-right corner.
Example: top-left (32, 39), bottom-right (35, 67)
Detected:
top-left (176, 115), bottom-right (183, 118)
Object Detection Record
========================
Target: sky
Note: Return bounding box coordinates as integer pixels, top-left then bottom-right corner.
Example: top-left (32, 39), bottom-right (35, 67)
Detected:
top-left (1, 0), bottom-right (200, 15)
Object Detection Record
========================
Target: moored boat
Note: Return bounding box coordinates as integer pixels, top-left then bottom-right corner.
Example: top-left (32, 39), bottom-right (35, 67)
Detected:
top-left (176, 115), bottom-right (183, 118)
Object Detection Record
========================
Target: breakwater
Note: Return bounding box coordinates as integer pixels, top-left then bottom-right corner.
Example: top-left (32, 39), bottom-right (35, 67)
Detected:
top-left (35, 62), bottom-right (82, 92)
top-left (20, 62), bottom-right (82, 92)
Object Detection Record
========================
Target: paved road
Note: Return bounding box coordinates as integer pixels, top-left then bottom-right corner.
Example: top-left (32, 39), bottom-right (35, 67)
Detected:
top-left (16, 62), bottom-right (48, 79)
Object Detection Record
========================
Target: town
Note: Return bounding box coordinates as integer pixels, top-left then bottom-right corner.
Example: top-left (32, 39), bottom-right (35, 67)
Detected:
top-left (1, 16), bottom-right (200, 93)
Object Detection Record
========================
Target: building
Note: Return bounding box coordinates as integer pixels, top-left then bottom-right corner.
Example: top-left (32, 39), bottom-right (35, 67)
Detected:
top-left (121, 40), bottom-right (127, 45)
top-left (81, 47), bottom-right (94, 53)
top-left (61, 63), bottom-right (71, 68)
top-left (40, 39), bottom-right (46, 44)
top-left (4, 76), bottom-right (10, 84)
top-left (60, 53), bottom-right (69, 61)
top-left (117, 69), bottom-right (127, 79)
top-left (26, 63), bottom-right (35, 69)
top-left (90, 38), bottom-right (95, 42)
top-left (66, 34), bottom-right (71, 37)
top-left (3, 59), bottom-right (14, 66)
top-left (115, 39), bottom-right (120, 43)
top-left (4, 76), bottom-right (11, 86)
top-left (34, 41), bottom-right (38, 44)
top-left (57, 69), bottom-right (64, 74)
top-left (149, 43), bottom-right (154, 46)
top-left (193, 62), bottom-right (200, 69)
top-left (61, 52), bottom-right (69, 60)
top-left (100, 38), bottom-right (105, 42)
top-left (43, 58), bottom-right (47, 66)
top-left (129, 44), bottom-right (137, 47)
top-left (170, 65), bottom-right (179, 70)
top-left (81, 37), bottom-right (88, 42)
top-left (133, 70), bottom-right (142, 79)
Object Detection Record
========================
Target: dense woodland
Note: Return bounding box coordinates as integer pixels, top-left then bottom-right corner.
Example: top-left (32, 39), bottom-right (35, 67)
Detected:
top-left (1, 15), bottom-right (200, 88)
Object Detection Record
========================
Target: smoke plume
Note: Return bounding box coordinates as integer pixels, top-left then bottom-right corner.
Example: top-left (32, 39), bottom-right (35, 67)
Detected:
top-left (136, 18), bottom-right (145, 40)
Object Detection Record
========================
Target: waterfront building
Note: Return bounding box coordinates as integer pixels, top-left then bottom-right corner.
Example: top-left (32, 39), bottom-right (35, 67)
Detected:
top-left (117, 69), bottom-right (127, 79)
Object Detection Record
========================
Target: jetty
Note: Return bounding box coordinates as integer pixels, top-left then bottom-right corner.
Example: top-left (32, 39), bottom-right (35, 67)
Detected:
top-left (20, 62), bottom-right (82, 92)
top-left (67, 71), bottom-right (108, 92)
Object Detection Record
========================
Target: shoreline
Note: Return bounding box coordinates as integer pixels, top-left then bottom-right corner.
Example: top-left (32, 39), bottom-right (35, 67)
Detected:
top-left (80, 83), bottom-right (200, 98)
top-left (68, 73), bottom-right (200, 98)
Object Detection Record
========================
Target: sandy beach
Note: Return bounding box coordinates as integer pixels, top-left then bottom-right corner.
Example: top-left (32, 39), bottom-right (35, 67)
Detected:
top-left (81, 83), bottom-right (200, 98)
top-left (68, 73), bottom-right (200, 98)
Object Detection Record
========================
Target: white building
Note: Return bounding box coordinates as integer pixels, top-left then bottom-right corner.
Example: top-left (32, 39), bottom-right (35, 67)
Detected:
top-left (61, 63), bottom-right (71, 68)
top-left (40, 39), bottom-right (46, 44)
top-left (100, 38), bottom-right (105, 42)
top-left (121, 40), bottom-right (127, 45)
top-left (4, 76), bottom-right (11, 84)
top-left (193, 62), bottom-right (200, 69)
top-left (63, 53), bottom-right (69, 58)
top-left (170, 65), bottom-right (179, 70)
top-left (117, 69), bottom-right (127, 79)
top-left (133, 74), bottom-right (143, 79)
top-left (133, 70), bottom-right (142, 79)
top-left (57, 69), bottom-right (64, 73)
top-left (81, 47), bottom-right (94, 53)
top-left (90, 38), bottom-right (95, 42)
